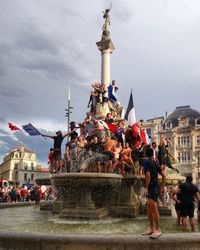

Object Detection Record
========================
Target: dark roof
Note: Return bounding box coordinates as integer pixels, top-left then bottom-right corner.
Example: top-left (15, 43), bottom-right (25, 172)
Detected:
top-left (163, 105), bottom-right (200, 129)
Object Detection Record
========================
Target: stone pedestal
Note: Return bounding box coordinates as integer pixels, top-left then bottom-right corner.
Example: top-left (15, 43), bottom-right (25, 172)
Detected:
top-left (51, 173), bottom-right (121, 220)
top-left (110, 176), bottom-right (140, 218)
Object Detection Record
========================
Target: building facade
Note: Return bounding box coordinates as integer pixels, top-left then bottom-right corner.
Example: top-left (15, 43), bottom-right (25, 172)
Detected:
top-left (143, 106), bottom-right (200, 183)
top-left (0, 145), bottom-right (49, 185)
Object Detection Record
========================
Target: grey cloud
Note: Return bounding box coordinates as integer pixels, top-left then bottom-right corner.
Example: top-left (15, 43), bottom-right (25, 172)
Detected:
top-left (112, 1), bottom-right (135, 22)
top-left (0, 84), bottom-right (28, 98)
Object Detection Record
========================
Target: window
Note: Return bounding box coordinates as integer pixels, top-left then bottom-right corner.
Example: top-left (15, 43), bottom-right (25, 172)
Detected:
top-left (178, 153), bottom-right (181, 163)
top-left (24, 164), bottom-right (28, 170)
top-left (14, 163), bottom-right (18, 170)
top-left (197, 152), bottom-right (200, 164)
top-left (197, 136), bottom-right (200, 146)
top-left (31, 174), bottom-right (34, 181)
top-left (196, 118), bottom-right (200, 126)
top-left (166, 122), bottom-right (172, 129)
top-left (177, 152), bottom-right (191, 163)
top-left (24, 173), bottom-right (27, 181)
top-left (15, 153), bottom-right (19, 158)
top-left (31, 162), bottom-right (34, 171)
top-left (177, 136), bottom-right (190, 147)
top-left (15, 171), bottom-right (18, 179)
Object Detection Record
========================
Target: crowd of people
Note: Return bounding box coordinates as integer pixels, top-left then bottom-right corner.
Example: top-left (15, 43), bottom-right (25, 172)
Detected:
top-left (44, 114), bottom-right (179, 177)
top-left (0, 184), bottom-right (55, 205)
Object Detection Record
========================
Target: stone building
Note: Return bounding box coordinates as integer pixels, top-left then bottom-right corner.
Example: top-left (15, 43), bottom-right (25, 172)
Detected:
top-left (143, 106), bottom-right (200, 182)
top-left (0, 145), bottom-right (49, 186)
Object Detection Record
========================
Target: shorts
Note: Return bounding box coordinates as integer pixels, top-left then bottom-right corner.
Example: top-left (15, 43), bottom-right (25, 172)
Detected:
top-left (139, 158), bottom-right (145, 167)
top-left (103, 151), bottom-right (114, 161)
top-left (175, 202), bottom-right (181, 211)
top-left (124, 162), bottom-right (132, 173)
top-left (147, 185), bottom-right (160, 202)
top-left (158, 156), bottom-right (166, 165)
top-left (180, 202), bottom-right (194, 218)
top-left (53, 149), bottom-right (61, 161)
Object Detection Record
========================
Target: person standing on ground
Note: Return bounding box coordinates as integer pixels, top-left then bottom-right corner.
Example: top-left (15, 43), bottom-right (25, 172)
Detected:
top-left (174, 175), bottom-right (199, 231)
top-left (142, 147), bottom-right (166, 239)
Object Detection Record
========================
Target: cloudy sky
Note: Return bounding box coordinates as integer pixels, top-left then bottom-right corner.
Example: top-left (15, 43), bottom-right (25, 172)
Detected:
top-left (0, 0), bottom-right (200, 165)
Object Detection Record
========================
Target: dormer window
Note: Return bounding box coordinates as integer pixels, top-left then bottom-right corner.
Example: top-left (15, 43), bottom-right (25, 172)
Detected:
top-left (166, 121), bottom-right (172, 129)
top-left (178, 116), bottom-right (189, 128)
top-left (195, 118), bottom-right (200, 126)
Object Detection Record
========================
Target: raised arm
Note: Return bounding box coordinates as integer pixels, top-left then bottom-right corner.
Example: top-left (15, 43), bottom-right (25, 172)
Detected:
top-left (41, 134), bottom-right (54, 139)
top-left (63, 130), bottom-right (73, 139)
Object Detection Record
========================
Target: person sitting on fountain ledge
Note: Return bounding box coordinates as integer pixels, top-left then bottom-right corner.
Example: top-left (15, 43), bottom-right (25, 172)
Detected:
top-left (102, 134), bottom-right (118, 173)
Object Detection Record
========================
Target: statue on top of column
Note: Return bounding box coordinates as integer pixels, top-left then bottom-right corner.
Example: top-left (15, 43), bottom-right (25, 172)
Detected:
top-left (102, 4), bottom-right (112, 31)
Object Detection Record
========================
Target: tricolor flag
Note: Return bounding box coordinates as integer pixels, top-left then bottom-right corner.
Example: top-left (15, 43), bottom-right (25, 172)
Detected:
top-left (8, 123), bottom-right (22, 132)
top-left (125, 91), bottom-right (139, 137)
top-left (22, 123), bottom-right (45, 139)
top-left (140, 129), bottom-right (151, 145)
top-left (125, 91), bottom-right (136, 126)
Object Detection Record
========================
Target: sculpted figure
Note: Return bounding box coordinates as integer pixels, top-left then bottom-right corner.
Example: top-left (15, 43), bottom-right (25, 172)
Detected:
top-left (102, 4), bottom-right (112, 31)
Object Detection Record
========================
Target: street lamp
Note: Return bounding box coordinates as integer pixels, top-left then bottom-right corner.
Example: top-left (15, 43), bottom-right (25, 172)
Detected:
top-left (65, 85), bottom-right (73, 141)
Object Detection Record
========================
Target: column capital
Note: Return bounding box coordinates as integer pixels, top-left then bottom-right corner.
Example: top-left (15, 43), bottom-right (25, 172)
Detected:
top-left (96, 38), bottom-right (115, 53)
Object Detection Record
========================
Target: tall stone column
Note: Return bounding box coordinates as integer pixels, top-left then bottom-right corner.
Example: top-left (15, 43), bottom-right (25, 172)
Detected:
top-left (96, 31), bottom-right (115, 93)
top-left (94, 7), bottom-right (125, 118)
top-left (101, 49), bottom-right (111, 87)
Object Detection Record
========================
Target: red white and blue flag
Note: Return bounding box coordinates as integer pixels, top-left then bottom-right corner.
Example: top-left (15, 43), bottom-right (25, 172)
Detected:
top-left (125, 91), bottom-right (136, 127)
top-left (22, 123), bottom-right (42, 136)
top-left (125, 91), bottom-right (150, 145)
top-left (125, 91), bottom-right (139, 137)
top-left (140, 129), bottom-right (151, 145)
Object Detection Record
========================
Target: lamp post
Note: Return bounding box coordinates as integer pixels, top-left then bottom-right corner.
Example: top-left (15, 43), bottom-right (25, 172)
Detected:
top-left (65, 85), bottom-right (73, 142)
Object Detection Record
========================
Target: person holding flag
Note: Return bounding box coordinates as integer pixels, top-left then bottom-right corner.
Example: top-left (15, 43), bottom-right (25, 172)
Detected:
top-left (125, 90), bottom-right (149, 146)
top-left (42, 130), bottom-right (72, 173)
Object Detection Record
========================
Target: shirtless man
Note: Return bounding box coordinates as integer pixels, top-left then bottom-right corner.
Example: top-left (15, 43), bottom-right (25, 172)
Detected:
top-left (102, 135), bottom-right (117, 173)
top-left (121, 142), bottom-right (136, 175)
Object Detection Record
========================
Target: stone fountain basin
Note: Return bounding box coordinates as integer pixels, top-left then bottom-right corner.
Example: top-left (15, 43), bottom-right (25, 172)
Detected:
top-left (51, 173), bottom-right (122, 218)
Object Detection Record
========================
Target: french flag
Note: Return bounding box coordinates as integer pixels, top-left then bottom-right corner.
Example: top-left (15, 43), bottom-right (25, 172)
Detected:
top-left (140, 129), bottom-right (151, 145)
top-left (125, 91), bottom-right (137, 136)
top-left (124, 91), bottom-right (150, 145)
